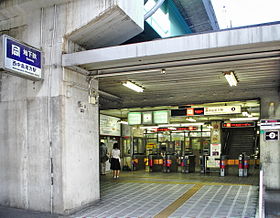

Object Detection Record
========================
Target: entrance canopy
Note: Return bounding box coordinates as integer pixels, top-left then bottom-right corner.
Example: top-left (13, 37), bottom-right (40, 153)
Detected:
top-left (62, 22), bottom-right (280, 109)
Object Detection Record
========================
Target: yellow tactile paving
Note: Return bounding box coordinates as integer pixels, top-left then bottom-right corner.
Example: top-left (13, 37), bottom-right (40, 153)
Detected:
top-left (154, 184), bottom-right (204, 218)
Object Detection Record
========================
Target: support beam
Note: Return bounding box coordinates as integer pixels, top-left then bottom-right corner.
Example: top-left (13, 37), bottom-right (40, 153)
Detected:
top-left (62, 22), bottom-right (280, 69)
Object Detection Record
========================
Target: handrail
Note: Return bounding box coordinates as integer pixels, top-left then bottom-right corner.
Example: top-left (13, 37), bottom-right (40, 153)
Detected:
top-left (223, 132), bottom-right (230, 154)
top-left (259, 165), bottom-right (265, 218)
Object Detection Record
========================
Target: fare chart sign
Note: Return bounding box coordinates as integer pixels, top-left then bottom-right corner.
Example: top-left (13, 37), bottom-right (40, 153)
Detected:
top-left (1, 35), bottom-right (42, 80)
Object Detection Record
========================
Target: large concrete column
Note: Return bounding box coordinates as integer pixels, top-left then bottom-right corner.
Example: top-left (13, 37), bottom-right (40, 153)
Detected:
top-left (0, 0), bottom-right (144, 215)
top-left (260, 90), bottom-right (280, 189)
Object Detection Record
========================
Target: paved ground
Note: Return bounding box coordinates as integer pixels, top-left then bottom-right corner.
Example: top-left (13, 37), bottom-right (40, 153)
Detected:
top-left (71, 170), bottom-right (259, 218)
top-left (0, 169), bottom-right (269, 218)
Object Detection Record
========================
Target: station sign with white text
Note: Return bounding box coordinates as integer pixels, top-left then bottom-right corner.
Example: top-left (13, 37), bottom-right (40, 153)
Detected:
top-left (0, 35), bottom-right (42, 80)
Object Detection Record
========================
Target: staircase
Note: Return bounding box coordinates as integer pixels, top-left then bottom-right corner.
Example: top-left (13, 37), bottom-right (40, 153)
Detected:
top-left (226, 128), bottom-right (255, 159)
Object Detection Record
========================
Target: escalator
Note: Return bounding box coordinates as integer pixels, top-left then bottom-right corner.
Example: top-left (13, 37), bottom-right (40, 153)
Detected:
top-left (223, 128), bottom-right (256, 159)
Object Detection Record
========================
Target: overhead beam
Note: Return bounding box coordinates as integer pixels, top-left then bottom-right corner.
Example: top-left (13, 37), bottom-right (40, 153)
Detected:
top-left (62, 22), bottom-right (280, 69)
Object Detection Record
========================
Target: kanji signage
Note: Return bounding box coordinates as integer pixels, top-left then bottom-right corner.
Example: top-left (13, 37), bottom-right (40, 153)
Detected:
top-left (260, 119), bottom-right (280, 130)
top-left (0, 35), bottom-right (42, 80)
top-left (223, 122), bottom-right (255, 128)
top-left (204, 106), bottom-right (241, 115)
top-left (265, 130), bottom-right (279, 141)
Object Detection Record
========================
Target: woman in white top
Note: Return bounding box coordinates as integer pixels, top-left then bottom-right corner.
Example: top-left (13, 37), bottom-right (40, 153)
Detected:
top-left (110, 142), bottom-right (121, 179)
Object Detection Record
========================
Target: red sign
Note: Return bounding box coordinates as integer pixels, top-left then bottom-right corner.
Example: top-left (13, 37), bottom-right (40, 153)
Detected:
top-left (156, 127), bottom-right (198, 132)
top-left (186, 108), bottom-right (194, 116)
top-left (222, 122), bottom-right (255, 128)
top-left (194, 108), bottom-right (204, 116)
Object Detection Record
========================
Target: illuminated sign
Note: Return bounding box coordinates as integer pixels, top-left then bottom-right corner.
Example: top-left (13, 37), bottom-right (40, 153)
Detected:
top-left (128, 112), bottom-right (142, 125)
top-left (260, 119), bottom-right (280, 130)
top-left (186, 108), bottom-right (194, 116)
top-left (153, 111), bottom-right (169, 124)
top-left (205, 106), bottom-right (241, 115)
top-left (156, 127), bottom-right (198, 132)
top-left (171, 109), bottom-right (186, 116)
top-left (194, 108), bottom-right (204, 116)
top-left (222, 122), bottom-right (255, 128)
top-left (142, 111), bottom-right (153, 124)
top-left (265, 130), bottom-right (279, 141)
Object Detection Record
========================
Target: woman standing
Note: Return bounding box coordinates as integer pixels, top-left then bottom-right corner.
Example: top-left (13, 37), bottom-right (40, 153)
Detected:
top-left (110, 142), bottom-right (121, 179)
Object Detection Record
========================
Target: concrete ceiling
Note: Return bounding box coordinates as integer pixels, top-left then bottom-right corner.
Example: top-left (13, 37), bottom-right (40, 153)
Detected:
top-left (62, 22), bottom-right (280, 110)
top-left (173, 0), bottom-right (219, 32)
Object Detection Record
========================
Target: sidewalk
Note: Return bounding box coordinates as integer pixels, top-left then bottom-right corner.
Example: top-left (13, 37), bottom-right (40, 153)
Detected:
top-left (0, 206), bottom-right (62, 218)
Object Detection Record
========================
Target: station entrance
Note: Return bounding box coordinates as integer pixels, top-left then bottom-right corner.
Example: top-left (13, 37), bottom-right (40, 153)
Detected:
top-left (100, 99), bottom-right (260, 178)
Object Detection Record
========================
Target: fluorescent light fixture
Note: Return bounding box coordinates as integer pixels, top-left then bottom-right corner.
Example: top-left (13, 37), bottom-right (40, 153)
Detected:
top-left (122, 81), bottom-right (144, 92)
top-left (118, 121), bottom-right (128, 125)
top-left (158, 124), bottom-right (181, 127)
top-left (224, 71), bottom-right (238, 86)
top-left (230, 117), bottom-right (259, 121)
top-left (140, 126), bottom-right (158, 129)
top-left (186, 118), bottom-right (196, 122)
top-left (181, 122), bottom-right (204, 126)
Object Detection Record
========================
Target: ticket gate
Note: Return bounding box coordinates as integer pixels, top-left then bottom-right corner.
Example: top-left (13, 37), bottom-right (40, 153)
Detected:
top-left (180, 155), bottom-right (195, 173)
top-left (148, 154), bottom-right (163, 172)
top-left (163, 154), bottom-right (177, 173)
top-left (132, 154), bottom-right (146, 171)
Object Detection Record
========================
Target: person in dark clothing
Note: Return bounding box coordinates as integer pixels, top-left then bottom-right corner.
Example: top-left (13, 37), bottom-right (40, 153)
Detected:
top-left (110, 143), bottom-right (121, 179)
top-left (100, 142), bottom-right (108, 175)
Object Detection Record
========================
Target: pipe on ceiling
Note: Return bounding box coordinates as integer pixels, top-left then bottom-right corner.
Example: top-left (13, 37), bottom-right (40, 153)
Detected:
top-left (144, 0), bottom-right (166, 20)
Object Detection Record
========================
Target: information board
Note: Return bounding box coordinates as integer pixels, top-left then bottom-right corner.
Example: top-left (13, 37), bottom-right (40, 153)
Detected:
top-left (128, 112), bottom-right (142, 125)
top-left (1, 35), bottom-right (42, 80)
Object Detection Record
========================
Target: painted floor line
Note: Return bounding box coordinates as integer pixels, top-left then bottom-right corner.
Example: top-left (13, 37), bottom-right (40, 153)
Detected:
top-left (154, 184), bottom-right (204, 218)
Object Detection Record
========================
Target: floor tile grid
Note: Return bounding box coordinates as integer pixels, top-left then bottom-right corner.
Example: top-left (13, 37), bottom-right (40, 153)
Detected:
top-left (170, 185), bottom-right (258, 218)
top-left (170, 185), bottom-right (218, 217)
top-left (72, 182), bottom-right (149, 217)
top-left (100, 183), bottom-right (175, 217)
top-left (102, 184), bottom-right (193, 217)
top-left (78, 183), bottom-right (170, 217)
top-left (125, 184), bottom-right (194, 218)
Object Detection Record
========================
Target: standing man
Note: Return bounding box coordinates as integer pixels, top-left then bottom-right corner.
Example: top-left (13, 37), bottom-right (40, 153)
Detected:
top-left (100, 142), bottom-right (108, 175)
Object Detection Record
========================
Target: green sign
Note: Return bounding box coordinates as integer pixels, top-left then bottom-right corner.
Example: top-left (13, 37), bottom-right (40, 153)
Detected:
top-left (128, 112), bottom-right (142, 125)
top-left (153, 111), bottom-right (169, 124)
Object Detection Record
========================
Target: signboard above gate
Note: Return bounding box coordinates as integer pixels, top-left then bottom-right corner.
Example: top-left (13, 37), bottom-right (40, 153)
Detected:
top-left (0, 35), bottom-right (42, 80)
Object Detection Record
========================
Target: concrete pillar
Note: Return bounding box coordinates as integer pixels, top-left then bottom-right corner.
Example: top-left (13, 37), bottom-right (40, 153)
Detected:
top-left (260, 91), bottom-right (280, 189)
top-left (0, 0), bottom-right (144, 215)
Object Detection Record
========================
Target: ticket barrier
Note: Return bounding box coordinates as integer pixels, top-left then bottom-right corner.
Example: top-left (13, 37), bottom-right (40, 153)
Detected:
top-left (181, 155), bottom-right (195, 173)
top-left (148, 154), bottom-right (163, 172)
top-left (200, 155), bottom-right (207, 174)
top-left (163, 154), bottom-right (177, 173)
top-left (132, 154), bottom-right (145, 171)
top-left (220, 155), bottom-right (227, 177)
top-left (238, 153), bottom-right (250, 177)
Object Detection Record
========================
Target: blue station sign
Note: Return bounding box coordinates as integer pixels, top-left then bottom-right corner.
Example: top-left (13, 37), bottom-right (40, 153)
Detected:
top-left (1, 35), bottom-right (42, 80)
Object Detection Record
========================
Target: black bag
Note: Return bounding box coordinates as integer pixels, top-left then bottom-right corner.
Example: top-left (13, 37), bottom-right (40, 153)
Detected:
top-left (101, 154), bottom-right (109, 162)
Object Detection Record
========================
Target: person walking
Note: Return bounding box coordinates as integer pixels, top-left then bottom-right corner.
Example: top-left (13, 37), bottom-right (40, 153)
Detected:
top-left (100, 142), bottom-right (108, 175)
top-left (110, 142), bottom-right (121, 179)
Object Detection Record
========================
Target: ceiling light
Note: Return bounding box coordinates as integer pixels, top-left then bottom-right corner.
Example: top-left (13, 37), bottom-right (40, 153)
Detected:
top-left (158, 124), bottom-right (181, 127)
top-left (224, 71), bottom-right (238, 86)
top-left (230, 117), bottom-right (259, 121)
top-left (186, 118), bottom-right (196, 122)
top-left (118, 120), bottom-right (128, 125)
top-left (181, 122), bottom-right (204, 126)
top-left (122, 81), bottom-right (144, 92)
top-left (140, 126), bottom-right (158, 129)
